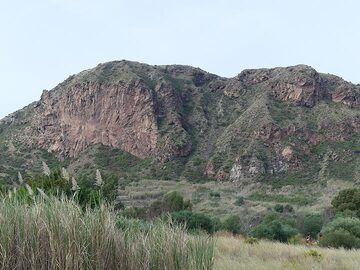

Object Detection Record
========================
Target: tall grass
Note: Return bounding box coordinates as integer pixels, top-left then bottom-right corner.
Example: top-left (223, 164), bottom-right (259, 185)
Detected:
top-left (0, 195), bottom-right (214, 270)
top-left (214, 236), bottom-right (360, 270)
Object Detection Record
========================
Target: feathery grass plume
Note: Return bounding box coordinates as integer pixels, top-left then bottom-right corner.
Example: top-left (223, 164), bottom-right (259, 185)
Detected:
top-left (95, 169), bottom-right (103, 187)
top-left (71, 177), bottom-right (80, 191)
top-left (0, 195), bottom-right (214, 269)
top-left (37, 188), bottom-right (49, 199)
top-left (17, 171), bottom-right (23, 184)
top-left (25, 184), bottom-right (34, 196)
top-left (61, 167), bottom-right (70, 181)
top-left (42, 161), bottom-right (51, 176)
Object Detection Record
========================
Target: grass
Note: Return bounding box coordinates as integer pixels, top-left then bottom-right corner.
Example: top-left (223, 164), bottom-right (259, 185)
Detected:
top-left (0, 194), bottom-right (214, 270)
top-left (248, 192), bottom-right (315, 206)
top-left (214, 236), bottom-right (360, 270)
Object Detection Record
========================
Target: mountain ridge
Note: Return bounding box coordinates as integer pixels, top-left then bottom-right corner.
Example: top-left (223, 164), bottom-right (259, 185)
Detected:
top-left (0, 60), bottom-right (359, 189)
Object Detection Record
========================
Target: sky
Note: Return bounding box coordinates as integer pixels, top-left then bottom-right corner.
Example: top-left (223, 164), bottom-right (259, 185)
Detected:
top-left (1, 0), bottom-right (360, 118)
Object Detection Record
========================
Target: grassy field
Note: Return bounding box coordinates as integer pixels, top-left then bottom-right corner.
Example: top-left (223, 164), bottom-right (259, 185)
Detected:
top-left (120, 179), bottom-right (355, 220)
top-left (1, 191), bottom-right (360, 269)
top-left (214, 236), bottom-right (360, 270)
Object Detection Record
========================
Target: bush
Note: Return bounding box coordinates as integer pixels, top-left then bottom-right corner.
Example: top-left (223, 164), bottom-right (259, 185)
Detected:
top-left (250, 213), bottom-right (298, 242)
top-left (245, 237), bottom-right (259, 245)
top-left (301, 214), bottom-right (323, 238)
top-left (145, 191), bottom-right (192, 218)
top-left (274, 204), bottom-right (284, 213)
top-left (331, 188), bottom-right (360, 217)
top-left (234, 196), bottom-right (245, 206)
top-left (284, 204), bottom-right (294, 213)
top-left (222, 215), bottom-right (241, 234)
top-left (209, 191), bottom-right (221, 198)
top-left (319, 217), bottom-right (360, 249)
top-left (163, 191), bottom-right (192, 212)
top-left (171, 211), bottom-right (215, 234)
top-left (304, 249), bottom-right (323, 260)
top-left (320, 230), bottom-right (360, 249)
top-left (288, 234), bottom-right (305, 245)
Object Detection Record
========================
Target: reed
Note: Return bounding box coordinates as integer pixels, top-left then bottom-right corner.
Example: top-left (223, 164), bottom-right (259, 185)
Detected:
top-left (0, 195), bottom-right (214, 270)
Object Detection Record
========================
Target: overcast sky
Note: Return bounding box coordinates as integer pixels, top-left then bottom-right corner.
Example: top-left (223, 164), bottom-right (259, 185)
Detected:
top-left (1, 0), bottom-right (360, 118)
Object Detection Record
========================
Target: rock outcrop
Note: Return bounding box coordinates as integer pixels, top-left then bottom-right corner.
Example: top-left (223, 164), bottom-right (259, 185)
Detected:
top-left (0, 61), bottom-right (359, 184)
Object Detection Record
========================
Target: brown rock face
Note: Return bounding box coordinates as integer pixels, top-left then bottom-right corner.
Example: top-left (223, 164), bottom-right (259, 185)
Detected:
top-left (1, 60), bottom-right (359, 183)
top-left (30, 80), bottom-right (159, 158)
top-left (332, 86), bottom-right (360, 108)
top-left (238, 65), bottom-right (325, 107)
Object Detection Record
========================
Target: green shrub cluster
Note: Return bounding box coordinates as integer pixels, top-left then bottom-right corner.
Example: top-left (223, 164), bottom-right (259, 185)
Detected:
top-left (251, 213), bottom-right (298, 242)
top-left (320, 217), bottom-right (360, 249)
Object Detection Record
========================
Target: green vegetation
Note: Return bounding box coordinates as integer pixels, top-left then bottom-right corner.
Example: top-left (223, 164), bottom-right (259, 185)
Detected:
top-left (248, 192), bottom-right (314, 206)
top-left (221, 215), bottom-right (242, 234)
top-left (300, 213), bottom-right (324, 238)
top-left (0, 194), bottom-right (214, 270)
top-left (171, 211), bottom-right (215, 234)
top-left (234, 196), bottom-right (244, 206)
top-left (250, 213), bottom-right (298, 242)
top-left (320, 217), bottom-right (360, 249)
top-left (331, 188), bottom-right (360, 217)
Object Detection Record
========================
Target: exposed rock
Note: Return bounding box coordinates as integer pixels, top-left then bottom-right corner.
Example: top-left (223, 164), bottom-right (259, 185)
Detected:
top-left (281, 146), bottom-right (294, 161)
top-left (332, 85), bottom-right (360, 108)
top-left (0, 60), bottom-right (359, 184)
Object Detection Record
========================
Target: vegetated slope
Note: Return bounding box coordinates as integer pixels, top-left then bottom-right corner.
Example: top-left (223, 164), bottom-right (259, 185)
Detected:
top-left (0, 60), bottom-right (359, 189)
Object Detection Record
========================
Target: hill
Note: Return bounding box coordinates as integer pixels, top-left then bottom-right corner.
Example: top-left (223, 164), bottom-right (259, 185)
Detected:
top-left (0, 60), bottom-right (359, 217)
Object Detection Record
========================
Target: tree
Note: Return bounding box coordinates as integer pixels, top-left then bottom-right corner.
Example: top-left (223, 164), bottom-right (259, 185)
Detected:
top-left (250, 213), bottom-right (298, 242)
top-left (319, 217), bottom-right (360, 249)
top-left (301, 214), bottom-right (323, 238)
top-left (222, 215), bottom-right (242, 234)
top-left (331, 188), bottom-right (360, 217)
top-left (274, 204), bottom-right (284, 213)
top-left (162, 191), bottom-right (192, 213)
top-left (234, 197), bottom-right (244, 206)
top-left (171, 211), bottom-right (215, 234)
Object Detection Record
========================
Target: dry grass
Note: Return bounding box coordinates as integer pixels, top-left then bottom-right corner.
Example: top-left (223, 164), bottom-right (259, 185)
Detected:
top-left (214, 236), bottom-right (360, 270)
top-left (0, 195), bottom-right (214, 270)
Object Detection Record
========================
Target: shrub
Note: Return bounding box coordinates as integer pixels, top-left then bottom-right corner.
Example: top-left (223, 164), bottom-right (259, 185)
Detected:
top-left (284, 204), bottom-right (294, 213)
top-left (245, 237), bottom-right (259, 244)
top-left (250, 213), bottom-right (298, 242)
top-left (171, 211), bottom-right (215, 234)
top-left (145, 191), bottom-right (192, 218)
top-left (209, 191), bottom-right (221, 198)
top-left (331, 188), bottom-right (360, 217)
top-left (222, 215), bottom-right (242, 234)
top-left (274, 204), bottom-right (284, 213)
top-left (304, 249), bottom-right (323, 260)
top-left (122, 206), bottom-right (147, 219)
top-left (320, 230), bottom-right (360, 249)
top-left (301, 214), bottom-right (323, 238)
top-left (163, 191), bottom-right (192, 212)
top-left (288, 234), bottom-right (305, 245)
top-left (319, 217), bottom-right (360, 249)
top-left (234, 196), bottom-right (245, 206)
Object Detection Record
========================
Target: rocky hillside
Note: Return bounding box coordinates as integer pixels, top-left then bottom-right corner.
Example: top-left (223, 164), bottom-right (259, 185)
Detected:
top-left (0, 60), bottom-right (359, 187)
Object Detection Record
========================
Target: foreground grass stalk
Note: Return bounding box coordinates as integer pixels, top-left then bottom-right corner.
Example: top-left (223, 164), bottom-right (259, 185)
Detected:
top-left (0, 195), bottom-right (214, 270)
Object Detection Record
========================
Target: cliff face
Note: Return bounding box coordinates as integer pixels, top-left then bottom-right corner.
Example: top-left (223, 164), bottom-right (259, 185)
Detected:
top-left (0, 61), bottom-right (359, 184)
